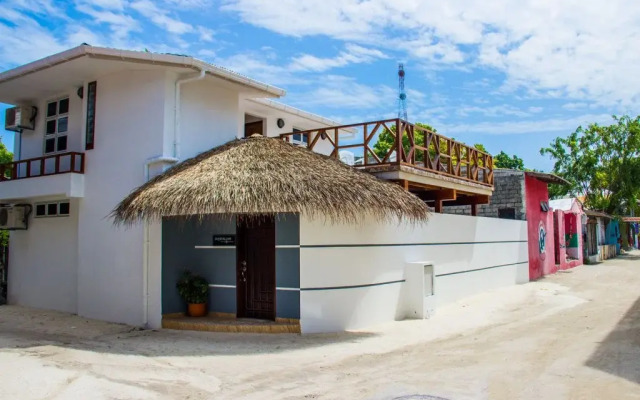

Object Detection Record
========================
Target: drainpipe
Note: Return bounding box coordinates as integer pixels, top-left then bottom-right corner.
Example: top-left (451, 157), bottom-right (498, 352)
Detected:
top-left (174, 68), bottom-right (206, 159)
top-left (142, 156), bottom-right (178, 328)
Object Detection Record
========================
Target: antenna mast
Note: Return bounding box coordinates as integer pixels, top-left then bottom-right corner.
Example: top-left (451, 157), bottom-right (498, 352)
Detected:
top-left (397, 63), bottom-right (408, 121)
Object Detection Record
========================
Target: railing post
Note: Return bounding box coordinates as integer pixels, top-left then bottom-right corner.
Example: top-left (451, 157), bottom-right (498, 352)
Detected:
top-left (71, 153), bottom-right (76, 173)
top-left (395, 118), bottom-right (402, 165)
top-left (26, 160), bottom-right (31, 178)
top-left (80, 153), bottom-right (85, 173)
top-left (363, 124), bottom-right (368, 166)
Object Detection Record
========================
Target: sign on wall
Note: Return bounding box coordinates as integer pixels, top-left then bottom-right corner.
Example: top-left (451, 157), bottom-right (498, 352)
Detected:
top-left (212, 235), bottom-right (236, 246)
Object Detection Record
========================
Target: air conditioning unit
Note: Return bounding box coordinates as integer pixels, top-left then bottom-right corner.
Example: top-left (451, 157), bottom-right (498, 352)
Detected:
top-left (0, 205), bottom-right (30, 230)
top-left (5, 106), bottom-right (36, 132)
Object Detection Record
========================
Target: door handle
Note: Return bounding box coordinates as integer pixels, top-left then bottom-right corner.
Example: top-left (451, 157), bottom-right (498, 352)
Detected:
top-left (240, 261), bottom-right (247, 282)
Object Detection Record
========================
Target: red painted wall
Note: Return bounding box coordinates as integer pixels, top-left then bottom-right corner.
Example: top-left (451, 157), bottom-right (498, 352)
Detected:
top-left (525, 175), bottom-right (556, 280)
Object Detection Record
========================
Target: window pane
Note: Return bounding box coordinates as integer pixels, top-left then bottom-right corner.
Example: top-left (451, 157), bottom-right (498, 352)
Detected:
top-left (57, 117), bottom-right (68, 133)
top-left (46, 120), bottom-right (56, 135)
top-left (47, 203), bottom-right (58, 215)
top-left (59, 202), bottom-right (70, 215)
top-left (302, 133), bottom-right (308, 143)
top-left (47, 102), bottom-right (57, 117)
top-left (57, 136), bottom-right (67, 152)
top-left (293, 133), bottom-right (301, 141)
top-left (36, 204), bottom-right (46, 216)
top-left (45, 138), bottom-right (55, 153)
top-left (59, 98), bottom-right (69, 114)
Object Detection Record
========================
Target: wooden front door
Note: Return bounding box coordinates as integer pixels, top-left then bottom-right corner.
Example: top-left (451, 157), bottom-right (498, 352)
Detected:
top-left (236, 216), bottom-right (276, 320)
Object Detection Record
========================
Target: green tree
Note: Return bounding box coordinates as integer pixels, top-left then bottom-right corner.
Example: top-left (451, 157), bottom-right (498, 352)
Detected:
top-left (494, 151), bottom-right (525, 170)
top-left (0, 138), bottom-right (12, 247)
top-left (540, 115), bottom-right (640, 214)
top-left (372, 123), bottom-right (488, 164)
top-left (373, 122), bottom-right (436, 162)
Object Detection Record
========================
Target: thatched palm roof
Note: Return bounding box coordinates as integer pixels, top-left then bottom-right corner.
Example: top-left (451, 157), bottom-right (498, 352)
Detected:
top-left (112, 135), bottom-right (429, 224)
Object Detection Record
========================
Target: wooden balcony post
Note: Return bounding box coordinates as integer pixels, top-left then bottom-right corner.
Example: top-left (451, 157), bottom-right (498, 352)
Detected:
top-left (395, 118), bottom-right (402, 165)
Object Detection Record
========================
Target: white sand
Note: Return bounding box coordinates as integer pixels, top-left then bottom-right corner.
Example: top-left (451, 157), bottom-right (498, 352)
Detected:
top-left (1, 251), bottom-right (639, 399)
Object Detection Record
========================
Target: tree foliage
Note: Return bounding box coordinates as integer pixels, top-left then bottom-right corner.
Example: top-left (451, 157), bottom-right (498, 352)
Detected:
top-left (373, 122), bottom-right (437, 162)
top-left (0, 139), bottom-right (12, 247)
top-left (494, 151), bottom-right (525, 170)
top-left (372, 123), bottom-right (488, 165)
top-left (540, 115), bottom-right (640, 215)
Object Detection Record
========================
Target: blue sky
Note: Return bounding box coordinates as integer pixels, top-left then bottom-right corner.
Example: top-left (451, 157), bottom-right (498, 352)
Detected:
top-left (1, 0), bottom-right (639, 171)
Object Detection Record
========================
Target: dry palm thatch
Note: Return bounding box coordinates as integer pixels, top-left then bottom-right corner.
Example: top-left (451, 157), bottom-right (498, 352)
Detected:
top-left (112, 135), bottom-right (429, 225)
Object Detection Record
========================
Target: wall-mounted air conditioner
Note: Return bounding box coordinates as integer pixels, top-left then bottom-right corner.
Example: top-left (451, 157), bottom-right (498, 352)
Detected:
top-left (5, 106), bottom-right (36, 132)
top-left (0, 205), bottom-right (31, 230)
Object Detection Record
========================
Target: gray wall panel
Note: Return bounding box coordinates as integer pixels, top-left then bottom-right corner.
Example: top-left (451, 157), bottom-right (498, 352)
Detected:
top-left (276, 290), bottom-right (300, 319)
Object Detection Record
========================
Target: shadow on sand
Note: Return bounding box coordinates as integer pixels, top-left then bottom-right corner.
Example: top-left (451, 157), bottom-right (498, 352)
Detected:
top-left (0, 312), bottom-right (379, 357)
top-left (585, 292), bottom-right (640, 384)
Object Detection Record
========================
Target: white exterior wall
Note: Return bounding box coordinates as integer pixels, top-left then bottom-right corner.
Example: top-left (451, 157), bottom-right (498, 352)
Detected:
top-left (299, 213), bottom-right (529, 333)
top-left (75, 69), bottom-right (168, 326)
top-left (8, 199), bottom-right (79, 313)
top-left (179, 78), bottom-right (241, 159)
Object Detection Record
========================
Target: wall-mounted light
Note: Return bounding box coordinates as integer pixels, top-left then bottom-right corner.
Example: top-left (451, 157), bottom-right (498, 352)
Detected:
top-left (277, 118), bottom-right (285, 128)
top-left (77, 87), bottom-right (84, 99)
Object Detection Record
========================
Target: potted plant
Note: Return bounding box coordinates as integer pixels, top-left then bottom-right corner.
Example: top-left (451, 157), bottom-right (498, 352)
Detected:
top-left (176, 271), bottom-right (209, 317)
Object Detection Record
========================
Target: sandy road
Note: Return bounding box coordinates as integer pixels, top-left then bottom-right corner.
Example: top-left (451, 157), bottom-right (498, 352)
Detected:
top-left (1, 252), bottom-right (639, 399)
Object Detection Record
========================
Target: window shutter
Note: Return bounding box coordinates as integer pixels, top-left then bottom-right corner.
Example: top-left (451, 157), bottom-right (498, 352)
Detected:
top-left (85, 81), bottom-right (97, 150)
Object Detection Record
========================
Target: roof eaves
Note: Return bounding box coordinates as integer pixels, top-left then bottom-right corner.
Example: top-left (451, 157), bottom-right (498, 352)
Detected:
top-left (0, 45), bottom-right (286, 98)
top-left (525, 171), bottom-right (571, 186)
top-left (248, 98), bottom-right (342, 127)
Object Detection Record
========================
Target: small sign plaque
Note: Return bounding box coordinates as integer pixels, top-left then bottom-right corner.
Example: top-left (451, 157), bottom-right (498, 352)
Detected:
top-left (212, 235), bottom-right (236, 246)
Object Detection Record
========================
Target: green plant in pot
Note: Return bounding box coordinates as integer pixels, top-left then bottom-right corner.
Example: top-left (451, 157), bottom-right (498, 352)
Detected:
top-left (176, 271), bottom-right (209, 317)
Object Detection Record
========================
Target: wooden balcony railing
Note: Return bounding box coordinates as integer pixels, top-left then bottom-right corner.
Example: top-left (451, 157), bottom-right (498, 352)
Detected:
top-left (281, 119), bottom-right (494, 186)
top-left (0, 152), bottom-right (85, 182)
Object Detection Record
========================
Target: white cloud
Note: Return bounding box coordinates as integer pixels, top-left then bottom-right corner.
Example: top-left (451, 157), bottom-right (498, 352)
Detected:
top-left (197, 26), bottom-right (214, 42)
top-left (222, 0), bottom-right (640, 107)
top-left (131, 0), bottom-right (193, 34)
top-left (290, 44), bottom-right (388, 72)
top-left (76, 4), bottom-right (140, 40)
top-left (441, 113), bottom-right (614, 136)
top-left (288, 75), bottom-right (396, 109)
top-left (456, 105), bottom-right (533, 118)
top-left (215, 52), bottom-right (309, 86)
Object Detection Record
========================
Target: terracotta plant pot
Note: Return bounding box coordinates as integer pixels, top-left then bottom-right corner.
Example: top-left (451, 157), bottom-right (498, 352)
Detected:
top-left (187, 303), bottom-right (207, 317)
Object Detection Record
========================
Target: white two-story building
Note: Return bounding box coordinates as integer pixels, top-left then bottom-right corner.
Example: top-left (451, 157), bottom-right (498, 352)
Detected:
top-left (0, 45), bottom-right (345, 329)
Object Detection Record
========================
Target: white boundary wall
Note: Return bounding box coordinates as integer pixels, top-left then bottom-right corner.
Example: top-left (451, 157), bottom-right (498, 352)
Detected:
top-left (299, 213), bottom-right (529, 333)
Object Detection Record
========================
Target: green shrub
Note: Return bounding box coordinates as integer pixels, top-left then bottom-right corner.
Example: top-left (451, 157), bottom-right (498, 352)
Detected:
top-left (176, 271), bottom-right (209, 304)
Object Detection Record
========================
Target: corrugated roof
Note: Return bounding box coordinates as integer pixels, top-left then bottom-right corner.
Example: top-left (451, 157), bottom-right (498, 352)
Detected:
top-left (525, 171), bottom-right (571, 186)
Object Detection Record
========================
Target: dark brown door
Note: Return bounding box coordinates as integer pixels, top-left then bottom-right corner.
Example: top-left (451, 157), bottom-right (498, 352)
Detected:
top-left (236, 216), bottom-right (276, 320)
top-left (244, 121), bottom-right (263, 137)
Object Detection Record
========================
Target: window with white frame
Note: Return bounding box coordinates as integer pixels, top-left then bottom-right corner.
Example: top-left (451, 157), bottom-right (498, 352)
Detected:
top-left (44, 97), bottom-right (69, 154)
top-left (34, 201), bottom-right (70, 218)
top-left (291, 128), bottom-right (308, 146)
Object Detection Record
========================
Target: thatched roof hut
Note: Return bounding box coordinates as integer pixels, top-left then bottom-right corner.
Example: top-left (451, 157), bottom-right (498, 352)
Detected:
top-left (112, 135), bottom-right (429, 224)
